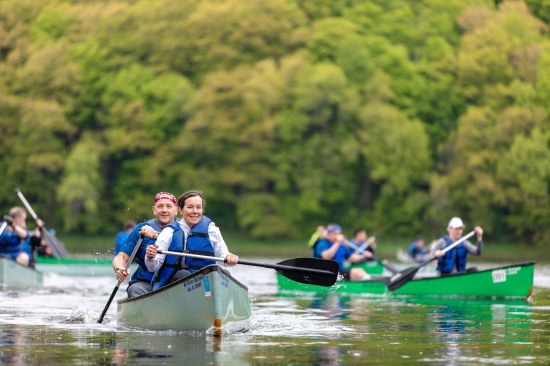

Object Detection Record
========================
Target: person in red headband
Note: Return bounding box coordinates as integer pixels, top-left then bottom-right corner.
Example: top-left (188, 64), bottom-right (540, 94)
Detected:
top-left (112, 192), bottom-right (179, 298)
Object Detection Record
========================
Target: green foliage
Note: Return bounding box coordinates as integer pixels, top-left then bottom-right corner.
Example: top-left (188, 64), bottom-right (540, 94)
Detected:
top-left (1, 0), bottom-right (550, 245)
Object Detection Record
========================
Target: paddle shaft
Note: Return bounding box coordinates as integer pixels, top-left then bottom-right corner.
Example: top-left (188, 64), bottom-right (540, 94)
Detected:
top-left (156, 250), bottom-right (336, 276)
top-left (97, 235), bottom-right (144, 324)
top-left (0, 222), bottom-right (6, 236)
top-left (342, 239), bottom-right (398, 274)
top-left (14, 188), bottom-right (39, 220)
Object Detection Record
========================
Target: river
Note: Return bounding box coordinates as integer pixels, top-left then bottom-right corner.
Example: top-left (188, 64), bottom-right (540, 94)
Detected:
top-left (1, 262), bottom-right (549, 365)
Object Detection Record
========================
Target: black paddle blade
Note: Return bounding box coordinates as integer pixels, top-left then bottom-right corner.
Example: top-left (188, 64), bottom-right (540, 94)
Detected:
top-left (275, 258), bottom-right (339, 287)
top-left (385, 265), bottom-right (421, 292)
top-left (41, 227), bottom-right (67, 258)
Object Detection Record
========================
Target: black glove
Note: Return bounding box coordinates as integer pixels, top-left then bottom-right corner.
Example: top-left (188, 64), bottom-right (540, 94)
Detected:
top-left (3, 215), bottom-right (13, 226)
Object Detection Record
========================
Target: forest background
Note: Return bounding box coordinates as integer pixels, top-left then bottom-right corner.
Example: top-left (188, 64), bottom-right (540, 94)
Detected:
top-left (2, 0), bottom-right (550, 247)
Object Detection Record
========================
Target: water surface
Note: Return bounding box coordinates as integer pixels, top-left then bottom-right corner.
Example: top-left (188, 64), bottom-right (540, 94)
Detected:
top-left (1, 263), bottom-right (549, 365)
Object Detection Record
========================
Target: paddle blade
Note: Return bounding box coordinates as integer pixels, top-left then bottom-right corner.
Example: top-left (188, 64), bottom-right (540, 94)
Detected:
top-left (385, 265), bottom-right (420, 292)
top-left (276, 258), bottom-right (339, 287)
top-left (41, 227), bottom-right (67, 258)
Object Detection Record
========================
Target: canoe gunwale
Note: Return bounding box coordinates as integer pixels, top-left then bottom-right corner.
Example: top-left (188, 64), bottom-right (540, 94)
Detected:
top-left (117, 264), bottom-right (248, 305)
top-left (348, 261), bottom-right (536, 285)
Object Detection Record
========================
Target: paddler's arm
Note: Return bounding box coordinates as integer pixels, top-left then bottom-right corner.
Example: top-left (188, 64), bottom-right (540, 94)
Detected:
top-left (464, 226), bottom-right (483, 255)
top-left (321, 234), bottom-right (343, 260)
top-left (431, 238), bottom-right (447, 258)
top-left (144, 226), bottom-right (172, 272)
top-left (210, 223), bottom-right (238, 266)
top-left (11, 223), bottom-right (28, 240)
top-left (112, 252), bottom-right (130, 282)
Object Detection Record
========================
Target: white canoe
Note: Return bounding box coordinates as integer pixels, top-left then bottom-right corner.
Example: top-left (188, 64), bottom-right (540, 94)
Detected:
top-left (0, 256), bottom-right (43, 289)
top-left (117, 265), bottom-right (251, 334)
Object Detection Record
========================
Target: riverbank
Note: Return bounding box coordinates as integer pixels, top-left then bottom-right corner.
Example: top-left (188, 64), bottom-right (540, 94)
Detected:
top-left (57, 234), bottom-right (546, 263)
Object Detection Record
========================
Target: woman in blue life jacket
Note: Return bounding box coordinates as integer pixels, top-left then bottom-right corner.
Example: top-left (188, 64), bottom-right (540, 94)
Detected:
top-left (407, 236), bottom-right (427, 263)
top-left (0, 207), bottom-right (33, 267)
top-left (312, 224), bottom-right (371, 281)
top-left (144, 190), bottom-right (239, 291)
top-left (430, 217), bottom-right (484, 275)
top-left (112, 192), bottom-right (179, 298)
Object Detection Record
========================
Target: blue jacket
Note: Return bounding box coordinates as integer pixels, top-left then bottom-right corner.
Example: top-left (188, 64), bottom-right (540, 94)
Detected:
top-left (0, 229), bottom-right (25, 256)
top-left (120, 218), bottom-right (168, 283)
top-left (313, 239), bottom-right (347, 271)
top-left (152, 216), bottom-right (216, 291)
top-left (437, 235), bottom-right (468, 274)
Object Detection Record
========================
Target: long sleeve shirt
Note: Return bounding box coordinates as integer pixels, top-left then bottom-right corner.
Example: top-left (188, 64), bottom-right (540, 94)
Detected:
top-left (429, 238), bottom-right (483, 256)
top-left (144, 219), bottom-right (230, 272)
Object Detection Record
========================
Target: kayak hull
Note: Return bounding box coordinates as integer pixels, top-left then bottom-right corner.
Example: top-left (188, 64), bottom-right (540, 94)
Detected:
top-left (278, 262), bottom-right (535, 300)
top-left (0, 256), bottom-right (43, 289)
top-left (117, 265), bottom-right (251, 333)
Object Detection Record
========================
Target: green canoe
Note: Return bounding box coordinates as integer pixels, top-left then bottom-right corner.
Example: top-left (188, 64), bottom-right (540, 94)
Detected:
top-left (35, 257), bottom-right (138, 277)
top-left (278, 262), bottom-right (535, 300)
top-left (117, 265), bottom-right (251, 334)
top-left (0, 256), bottom-right (43, 289)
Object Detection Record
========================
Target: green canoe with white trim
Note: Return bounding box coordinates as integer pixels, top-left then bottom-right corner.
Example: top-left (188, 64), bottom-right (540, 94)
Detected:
top-left (117, 265), bottom-right (251, 334)
top-left (278, 262), bottom-right (535, 300)
top-left (0, 256), bottom-right (43, 289)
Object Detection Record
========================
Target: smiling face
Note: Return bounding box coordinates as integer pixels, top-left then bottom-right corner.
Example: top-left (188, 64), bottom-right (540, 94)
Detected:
top-left (151, 199), bottom-right (178, 227)
top-left (180, 195), bottom-right (203, 228)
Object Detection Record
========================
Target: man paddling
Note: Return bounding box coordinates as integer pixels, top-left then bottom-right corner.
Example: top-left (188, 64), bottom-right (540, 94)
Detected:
top-left (0, 207), bottom-right (37, 267)
top-left (431, 217), bottom-right (483, 275)
top-left (112, 192), bottom-right (179, 298)
top-left (407, 236), bottom-right (426, 263)
top-left (313, 224), bottom-right (371, 281)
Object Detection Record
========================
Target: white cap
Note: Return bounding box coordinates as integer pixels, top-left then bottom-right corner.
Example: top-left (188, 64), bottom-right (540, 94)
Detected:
top-left (448, 217), bottom-right (465, 229)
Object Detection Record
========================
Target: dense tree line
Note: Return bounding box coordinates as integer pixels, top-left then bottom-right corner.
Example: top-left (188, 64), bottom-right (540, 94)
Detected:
top-left (1, 0), bottom-right (550, 243)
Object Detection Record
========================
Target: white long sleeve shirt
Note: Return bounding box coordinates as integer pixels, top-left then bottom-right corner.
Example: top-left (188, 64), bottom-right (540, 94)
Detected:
top-left (144, 219), bottom-right (230, 272)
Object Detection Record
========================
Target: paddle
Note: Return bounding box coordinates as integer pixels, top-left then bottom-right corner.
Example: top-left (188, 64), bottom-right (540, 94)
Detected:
top-left (0, 221), bottom-right (7, 236)
top-left (98, 235), bottom-right (144, 324)
top-left (385, 231), bottom-right (476, 292)
top-left (342, 239), bottom-right (399, 274)
top-left (156, 250), bottom-right (339, 287)
top-left (14, 188), bottom-right (67, 258)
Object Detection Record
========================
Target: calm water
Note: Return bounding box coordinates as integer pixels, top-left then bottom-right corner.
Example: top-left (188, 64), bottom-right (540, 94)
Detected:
top-left (1, 263), bottom-right (550, 365)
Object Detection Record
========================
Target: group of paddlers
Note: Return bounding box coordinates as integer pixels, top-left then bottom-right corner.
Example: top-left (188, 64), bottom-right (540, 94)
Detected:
top-left (0, 207), bottom-right (53, 268)
top-left (309, 217), bottom-right (484, 280)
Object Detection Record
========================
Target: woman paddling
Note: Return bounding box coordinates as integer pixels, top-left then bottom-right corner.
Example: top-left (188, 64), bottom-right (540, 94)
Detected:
top-left (431, 217), bottom-right (484, 275)
top-left (144, 190), bottom-right (239, 291)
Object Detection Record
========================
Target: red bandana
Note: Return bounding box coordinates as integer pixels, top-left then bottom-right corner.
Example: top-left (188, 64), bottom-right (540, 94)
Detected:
top-left (154, 192), bottom-right (177, 205)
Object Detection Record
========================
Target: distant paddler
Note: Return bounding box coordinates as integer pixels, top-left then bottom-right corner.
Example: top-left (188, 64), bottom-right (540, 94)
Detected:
top-left (144, 190), bottom-right (240, 291)
top-left (407, 236), bottom-right (427, 263)
top-left (112, 192), bottom-right (179, 298)
top-left (344, 228), bottom-right (376, 262)
top-left (0, 207), bottom-right (38, 267)
top-left (312, 224), bottom-right (371, 281)
top-left (431, 217), bottom-right (484, 275)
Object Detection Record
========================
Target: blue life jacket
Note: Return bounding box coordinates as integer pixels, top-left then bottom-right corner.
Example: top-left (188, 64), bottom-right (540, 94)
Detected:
top-left (0, 229), bottom-right (24, 255)
top-left (313, 238), bottom-right (347, 271)
top-left (152, 216), bottom-right (216, 291)
top-left (437, 235), bottom-right (468, 274)
top-left (407, 242), bottom-right (426, 262)
top-left (123, 218), bottom-right (165, 283)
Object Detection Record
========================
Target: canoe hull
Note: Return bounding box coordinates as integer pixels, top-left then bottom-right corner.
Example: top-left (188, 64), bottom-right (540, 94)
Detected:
top-left (278, 262), bottom-right (535, 300)
top-left (0, 257), bottom-right (43, 289)
top-left (117, 265), bottom-right (251, 333)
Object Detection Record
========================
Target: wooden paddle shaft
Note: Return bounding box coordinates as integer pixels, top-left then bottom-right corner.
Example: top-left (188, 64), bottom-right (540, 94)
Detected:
top-left (156, 249), bottom-right (336, 275)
